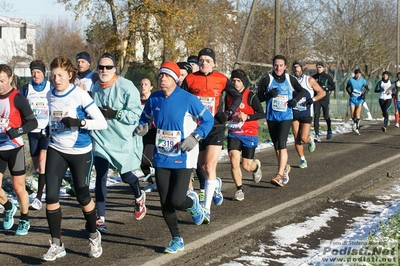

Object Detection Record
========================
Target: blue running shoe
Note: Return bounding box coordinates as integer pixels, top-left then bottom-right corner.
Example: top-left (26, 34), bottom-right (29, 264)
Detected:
top-left (3, 203), bottom-right (16, 230)
top-left (326, 130), bottom-right (332, 140)
top-left (213, 177), bottom-right (223, 206)
top-left (15, 219), bottom-right (30, 236)
top-left (203, 208), bottom-right (210, 224)
top-left (187, 191), bottom-right (204, 225)
top-left (164, 237), bottom-right (184, 253)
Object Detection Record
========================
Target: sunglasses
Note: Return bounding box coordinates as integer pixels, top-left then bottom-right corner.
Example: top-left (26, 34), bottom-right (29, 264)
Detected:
top-left (98, 65), bottom-right (114, 70)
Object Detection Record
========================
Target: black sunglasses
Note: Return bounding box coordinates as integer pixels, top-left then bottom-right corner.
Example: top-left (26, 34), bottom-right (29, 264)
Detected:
top-left (98, 65), bottom-right (114, 70)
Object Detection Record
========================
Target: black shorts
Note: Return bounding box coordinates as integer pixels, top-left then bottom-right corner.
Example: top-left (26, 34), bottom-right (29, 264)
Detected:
top-left (0, 146), bottom-right (26, 176)
top-left (199, 126), bottom-right (226, 151)
top-left (227, 137), bottom-right (256, 159)
top-left (28, 132), bottom-right (50, 157)
top-left (293, 116), bottom-right (312, 124)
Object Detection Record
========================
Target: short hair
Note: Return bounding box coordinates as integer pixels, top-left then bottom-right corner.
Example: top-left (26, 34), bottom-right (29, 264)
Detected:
top-left (272, 55), bottom-right (287, 66)
top-left (0, 64), bottom-right (12, 78)
top-left (50, 56), bottom-right (77, 84)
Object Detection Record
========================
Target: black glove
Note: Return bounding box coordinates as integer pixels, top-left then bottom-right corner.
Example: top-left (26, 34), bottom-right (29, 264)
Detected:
top-left (181, 135), bottom-right (198, 152)
top-left (6, 128), bottom-right (21, 139)
top-left (99, 105), bottom-right (117, 119)
top-left (215, 111), bottom-right (230, 123)
top-left (40, 126), bottom-right (50, 139)
top-left (287, 99), bottom-right (298, 108)
top-left (61, 117), bottom-right (82, 128)
top-left (266, 88), bottom-right (278, 99)
top-left (360, 93), bottom-right (366, 100)
top-left (306, 98), bottom-right (314, 105)
top-left (133, 123), bottom-right (149, 136)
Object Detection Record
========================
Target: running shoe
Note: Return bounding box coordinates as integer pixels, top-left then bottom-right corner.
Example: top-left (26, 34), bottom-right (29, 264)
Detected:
top-left (88, 230), bottom-right (102, 258)
top-left (382, 126), bottom-right (386, 133)
top-left (202, 208), bottom-right (210, 224)
top-left (198, 190), bottom-right (205, 207)
top-left (396, 123), bottom-right (399, 128)
top-left (299, 159), bottom-right (308, 169)
top-left (0, 204), bottom-right (4, 214)
top-left (134, 190), bottom-right (147, 220)
top-left (30, 198), bottom-right (43, 211)
top-left (252, 159), bottom-right (262, 183)
top-left (314, 135), bottom-right (321, 143)
top-left (213, 177), bottom-right (223, 206)
top-left (308, 139), bottom-right (315, 153)
top-left (187, 190), bottom-right (204, 225)
top-left (283, 164), bottom-right (291, 185)
top-left (96, 217), bottom-right (107, 233)
top-left (352, 123), bottom-right (357, 131)
top-left (164, 237), bottom-right (184, 254)
top-left (326, 130), bottom-right (332, 140)
top-left (270, 174), bottom-right (284, 187)
top-left (41, 241), bottom-right (67, 261)
top-left (15, 219), bottom-right (30, 236)
top-left (233, 189), bottom-right (244, 201)
top-left (3, 203), bottom-right (16, 230)
top-left (143, 182), bottom-right (157, 193)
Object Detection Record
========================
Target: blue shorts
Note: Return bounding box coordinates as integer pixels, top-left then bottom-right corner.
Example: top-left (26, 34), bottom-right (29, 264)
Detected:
top-left (28, 132), bottom-right (49, 157)
top-left (349, 96), bottom-right (364, 106)
top-left (227, 132), bottom-right (258, 148)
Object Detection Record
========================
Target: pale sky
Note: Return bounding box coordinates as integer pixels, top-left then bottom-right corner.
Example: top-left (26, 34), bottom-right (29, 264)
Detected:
top-left (0, 0), bottom-right (89, 26)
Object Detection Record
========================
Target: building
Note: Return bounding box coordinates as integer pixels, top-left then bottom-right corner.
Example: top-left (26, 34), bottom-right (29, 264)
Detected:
top-left (0, 15), bottom-right (38, 77)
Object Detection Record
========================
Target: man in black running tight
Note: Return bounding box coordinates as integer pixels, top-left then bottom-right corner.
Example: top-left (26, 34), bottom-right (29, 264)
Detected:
top-left (312, 62), bottom-right (335, 141)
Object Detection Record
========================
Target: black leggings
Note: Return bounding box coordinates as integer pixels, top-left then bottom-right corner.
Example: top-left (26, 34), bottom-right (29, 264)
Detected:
top-left (267, 120), bottom-right (292, 150)
top-left (45, 147), bottom-right (93, 205)
top-left (314, 98), bottom-right (332, 134)
top-left (379, 98), bottom-right (392, 126)
top-left (155, 168), bottom-right (193, 238)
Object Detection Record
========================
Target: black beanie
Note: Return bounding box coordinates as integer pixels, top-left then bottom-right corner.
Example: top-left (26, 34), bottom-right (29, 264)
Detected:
top-left (76, 52), bottom-right (91, 64)
top-left (292, 60), bottom-right (303, 68)
top-left (316, 61), bottom-right (324, 68)
top-left (231, 69), bottom-right (246, 84)
top-left (98, 52), bottom-right (117, 66)
top-left (29, 60), bottom-right (46, 75)
top-left (198, 48), bottom-right (216, 63)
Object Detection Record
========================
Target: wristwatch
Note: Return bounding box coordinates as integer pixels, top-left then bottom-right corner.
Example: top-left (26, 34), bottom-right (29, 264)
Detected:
top-left (18, 127), bottom-right (23, 134)
top-left (80, 119), bottom-right (86, 127)
top-left (191, 133), bottom-right (201, 141)
top-left (116, 111), bottom-right (122, 120)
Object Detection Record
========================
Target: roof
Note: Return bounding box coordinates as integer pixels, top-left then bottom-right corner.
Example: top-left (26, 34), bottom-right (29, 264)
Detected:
top-left (0, 15), bottom-right (39, 29)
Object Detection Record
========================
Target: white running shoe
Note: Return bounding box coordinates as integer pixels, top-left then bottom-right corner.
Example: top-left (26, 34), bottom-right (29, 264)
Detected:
top-left (42, 241), bottom-right (67, 261)
top-left (88, 230), bottom-right (103, 258)
top-left (252, 159), bottom-right (262, 183)
top-left (30, 198), bottom-right (43, 211)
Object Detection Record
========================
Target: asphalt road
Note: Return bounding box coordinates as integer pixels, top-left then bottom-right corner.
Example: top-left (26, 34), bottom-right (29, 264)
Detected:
top-left (1, 120), bottom-right (399, 266)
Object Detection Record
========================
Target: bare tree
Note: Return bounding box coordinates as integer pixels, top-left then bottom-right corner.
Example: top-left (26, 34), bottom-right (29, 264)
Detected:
top-left (35, 18), bottom-right (86, 68)
top-left (0, 0), bottom-right (12, 12)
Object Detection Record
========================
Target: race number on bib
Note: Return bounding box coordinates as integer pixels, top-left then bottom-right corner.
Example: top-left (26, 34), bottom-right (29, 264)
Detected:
top-left (50, 111), bottom-right (71, 135)
top-left (156, 129), bottom-right (182, 156)
top-left (198, 97), bottom-right (216, 116)
top-left (272, 95), bottom-right (288, 112)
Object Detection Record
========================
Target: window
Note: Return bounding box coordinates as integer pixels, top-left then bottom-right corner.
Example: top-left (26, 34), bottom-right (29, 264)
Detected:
top-left (27, 44), bottom-right (33, 56)
top-left (20, 24), bottom-right (26, 39)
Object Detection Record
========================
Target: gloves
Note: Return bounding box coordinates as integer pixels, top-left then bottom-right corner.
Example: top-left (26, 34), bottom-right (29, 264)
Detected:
top-left (61, 117), bottom-right (82, 128)
top-left (6, 128), bottom-right (20, 139)
top-left (215, 111), bottom-right (230, 123)
top-left (181, 135), bottom-right (198, 152)
top-left (360, 93), bottom-right (366, 100)
top-left (99, 105), bottom-right (117, 119)
top-left (133, 123), bottom-right (149, 136)
top-left (287, 99), bottom-right (298, 108)
top-left (306, 98), bottom-right (314, 105)
top-left (40, 126), bottom-right (50, 139)
top-left (266, 88), bottom-right (278, 99)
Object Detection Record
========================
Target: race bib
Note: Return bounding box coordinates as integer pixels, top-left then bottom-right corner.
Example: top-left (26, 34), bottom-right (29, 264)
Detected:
top-left (198, 97), bottom-right (216, 116)
top-left (50, 111), bottom-right (71, 135)
top-left (293, 97), bottom-right (307, 111)
top-left (272, 95), bottom-right (288, 112)
top-left (0, 117), bottom-right (9, 133)
top-left (156, 129), bottom-right (181, 156)
top-left (31, 101), bottom-right (49, 121)
top-left (227, 116), bottom-right (244, 132)
top-left (352, 90), bottom-right (362, 96)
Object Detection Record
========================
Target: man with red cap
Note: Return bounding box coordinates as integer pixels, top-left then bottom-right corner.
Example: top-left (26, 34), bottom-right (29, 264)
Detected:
top-left (181, 47), bottom-right (242, 224)
top-left (134, 61), bottom-right (214, 253)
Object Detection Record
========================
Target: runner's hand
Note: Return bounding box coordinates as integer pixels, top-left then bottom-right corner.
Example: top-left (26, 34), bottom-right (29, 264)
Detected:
top-left (181, 135), bottom-right (198, 152)
top-left (133, 123), bottom-right (148, 136)
top-left (287, 99), bottom-right (297, 108)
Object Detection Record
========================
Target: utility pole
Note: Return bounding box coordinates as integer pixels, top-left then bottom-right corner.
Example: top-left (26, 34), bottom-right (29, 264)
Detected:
top-left (274, 0), bottom-right (280, 56)
top-left (234, 0), bottom-right (259, 70)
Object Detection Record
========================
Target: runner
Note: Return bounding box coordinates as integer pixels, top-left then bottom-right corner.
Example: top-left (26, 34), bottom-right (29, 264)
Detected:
top-left (393, 72), bottom-right (400, 127)
top-left (374, 71), bottom-right (394, 132)
top-left (75, 52), bottom-right (99, 94)
top-left (257, 55), bottom-right (305, 187)
top-left (291, 60), bottom-right (326, 168)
